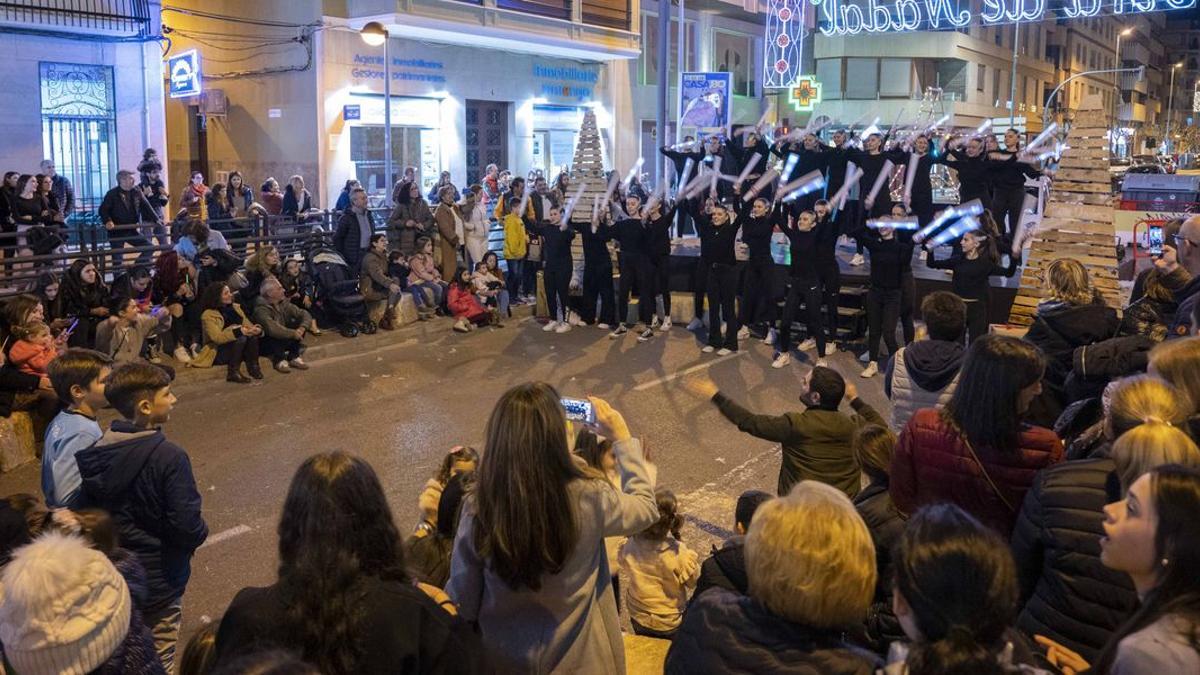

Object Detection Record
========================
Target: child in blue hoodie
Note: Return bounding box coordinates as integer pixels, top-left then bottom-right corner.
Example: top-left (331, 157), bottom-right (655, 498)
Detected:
top-left (75, 362), bottom-right (208, 673)
top-left (42, 348), bottom-right (112, 508)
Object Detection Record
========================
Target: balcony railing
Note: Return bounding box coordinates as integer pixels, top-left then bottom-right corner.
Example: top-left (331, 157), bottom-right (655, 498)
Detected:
top-left (496, 0), bottom-right (570, 21)
top-left (0, 0), bottom-right (153, 37)
top-left (581, 0), bottom-right (629, 29)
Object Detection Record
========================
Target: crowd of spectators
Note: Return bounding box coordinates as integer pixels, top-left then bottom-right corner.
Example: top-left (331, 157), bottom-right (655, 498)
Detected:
top-left (3, 157), bottom-right (1200, 674)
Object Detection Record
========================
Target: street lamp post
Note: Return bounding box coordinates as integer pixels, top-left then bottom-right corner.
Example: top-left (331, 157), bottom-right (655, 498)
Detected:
top-left (1167, 62), bottom-right (1182, 156)
top-left (1114, 27), bottom-right (1132, 155)
top-left (361, 21), bottom-right (391, 201)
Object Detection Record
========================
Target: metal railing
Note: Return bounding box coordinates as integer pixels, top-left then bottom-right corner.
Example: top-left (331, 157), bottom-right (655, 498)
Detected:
top-left (0, 0), bottom-right (154, 37)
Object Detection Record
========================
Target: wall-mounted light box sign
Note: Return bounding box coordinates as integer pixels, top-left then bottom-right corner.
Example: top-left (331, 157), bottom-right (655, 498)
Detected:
top-left (344, 104), bottom-right (361, 120)
top-left (817, 0), bottom-right (1196, 36)
top-left (168, 49), bottom-right (202, 99)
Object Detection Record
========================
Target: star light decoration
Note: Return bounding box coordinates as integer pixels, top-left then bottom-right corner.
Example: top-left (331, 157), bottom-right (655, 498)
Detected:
top-left (788, 76), bottom-right (822, 112)
top-left (764, 0), bottom-right (808, 89)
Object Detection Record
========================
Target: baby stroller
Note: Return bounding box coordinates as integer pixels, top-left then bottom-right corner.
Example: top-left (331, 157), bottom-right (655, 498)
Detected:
top-left (305, 239), bottom-right (375, 338)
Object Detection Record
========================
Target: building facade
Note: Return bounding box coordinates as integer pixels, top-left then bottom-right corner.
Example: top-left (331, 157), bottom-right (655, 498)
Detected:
top-left (0, 0), bottom-right (167, 212)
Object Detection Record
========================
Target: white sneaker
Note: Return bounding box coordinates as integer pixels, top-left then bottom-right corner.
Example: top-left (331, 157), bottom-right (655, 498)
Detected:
top-left (637, 327), bottom-right (655, 342)
top-left (850, 253), bottom-right (866, 266)
top-left (717, 348), bottom-right (733, 356)
top-left (772, 352), bottom-right (792, 369)
top-left (798, 338), bottom-right (817, 352)
top-left (555, 321), bottom-right (572, 334)
top-left (859, 351), bottom-right (871, 363)
top-left (274, 360), bottom-right (291, 373)
top-left (543, 320), bottom-right (558, 332)
top-left (659, 317), bottom-right (672, 332)
top-left (815, 358), bottom-right (828, 367)
top-left (609, 324), bottom-right (629, 338)
top-left (651, 315), bottom-right (662, 330)
top-left (687, 317), bottom-right (704, 331)
top-left (568, 311), bottom-right (583, 326)
top-left (597, 322), bottom-right (611, 330)
top-left (763, 328), bottom-right (777, 346)
top-left (172, 346), bottom-right (192, 363)
top-left (288, 358), bottom-right (309, 370)
top-left (701, 345), bottom-right (715, 353)
top-left (737, 325), bottom-right (750, 339)
top-left (860, 361), bottom-right (879, 378)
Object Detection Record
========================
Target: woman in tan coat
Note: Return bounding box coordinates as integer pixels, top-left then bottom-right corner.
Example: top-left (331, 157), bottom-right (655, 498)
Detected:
top-left (190, 282), bottom-right (264, 383)
top-left (433, 185), bottom-right (463, 279)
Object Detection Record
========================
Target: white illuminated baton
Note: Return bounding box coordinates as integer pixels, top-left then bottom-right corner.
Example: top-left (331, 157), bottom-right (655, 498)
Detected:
top-left (602, 170), bottom-right (622, 206)
top-left (742, 168), bottom-right (780, 202)
top-left (1026, 123), bottom-right (1058, 156)
top-left (709, 156), bottom-right (722, 195)
top-left (929, 215), bottom-right (982, 248)
top-left (867, 216), bottom-right (920, 231)
top-left (516, 188), bottom-right (530, 224)
top-left (590, 195), bottom-right (602, 231)
top-left (560, 184), bottom-right (586, 227)
top-left (682, 170), bottom-right (711, 200)
top-left (676, 157), bottom-right (696, 196)
top-left (781, 152), bottom-right (800, 181)
top-left (925, 114), bottom-right (951, 134)
top-left (829, 165), bottom-right (863, 211)
top-left (864, 159), bottom-right (895, 210)
top-left (974, 119), bottom-right (993, 137)
top-left (643, 182), bottom-right (668, 217)
top-left (622, 157), bottom-right (645, 192)
top-left (734, 153), bottom-right (763, 188)
top-left (780, 170), bottom-right (827, 203)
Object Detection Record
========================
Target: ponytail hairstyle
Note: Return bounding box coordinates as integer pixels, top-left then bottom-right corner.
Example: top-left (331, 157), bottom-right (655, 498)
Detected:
top-left (1106, 375), bottom-right (1190, 440)
top-left (894, 503), bottom-right (1018, 675)
top-left (1093, 465), bottom-right (1200, 674)
top-left (639, 488), bottom-right (683, 541)
top-left (1111, 422), bottom-right (1200, 493)
top-left (435, 445), bottom-right (479, 485)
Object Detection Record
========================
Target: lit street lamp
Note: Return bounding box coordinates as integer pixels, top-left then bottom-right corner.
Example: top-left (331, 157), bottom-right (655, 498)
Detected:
top-left (1113, 27), bottom-right (1132, 155)
top-left (1167, 62), bottom-right (1182, 156)
top-left (361, 21), bottom-right (391, 202)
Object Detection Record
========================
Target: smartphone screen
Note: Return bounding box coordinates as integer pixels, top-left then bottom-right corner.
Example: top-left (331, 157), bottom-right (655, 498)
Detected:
top-left (561, 397), bottom-right (595, 424)
top-left (1149, 225), bottom-right (1164, 257)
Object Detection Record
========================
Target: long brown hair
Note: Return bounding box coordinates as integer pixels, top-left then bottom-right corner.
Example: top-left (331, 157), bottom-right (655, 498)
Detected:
top-left (473, 382), bottom-right (590, 590)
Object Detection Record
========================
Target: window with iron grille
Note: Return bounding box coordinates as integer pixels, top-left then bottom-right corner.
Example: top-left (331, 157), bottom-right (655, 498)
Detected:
top-left (39, 62), bottom-right (118, 216)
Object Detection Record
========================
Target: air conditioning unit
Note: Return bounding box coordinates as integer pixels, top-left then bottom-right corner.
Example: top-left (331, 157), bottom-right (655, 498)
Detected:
top-left (199, 89), bottom-right (227, 117)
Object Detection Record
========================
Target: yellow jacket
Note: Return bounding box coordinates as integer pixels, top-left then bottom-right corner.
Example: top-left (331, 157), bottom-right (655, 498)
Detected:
top-left (502, 213), bottom-right (528, 260)
top-left (189, 304), bottom-right (254, 368)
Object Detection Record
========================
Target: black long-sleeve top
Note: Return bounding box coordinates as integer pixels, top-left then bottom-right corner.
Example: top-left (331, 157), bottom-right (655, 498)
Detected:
top-left (989, 153), bottom-right (1043, 190)
top-left (848, 149), bottom-right (908, 200)
top-left (609, 217), bottom-right (649, 259)
top-left (925, 251), bottom-right (1020, 301)
top-left (99, 186), bottom-right (159, 226)
top-left (646, 203), bottom-right (678, 258)
top-left (846, 218), bottom-right (911, 289)
top-left (780, 220), bottom-right (819, 280)
top-left (574, 221), bottom-right (612, 265)
top-left (730, 136), bottom-right (771, 177)
top-left (529, 222), bottom-right (576, 266)
top-left (824, 144), bottom-right (853, 195)
top-left (946, 149), bottom-right (995, 204)
top-left (774, 143), bottom-right (828, 184)
top-left (689, 201), bottom-right (738, 266)
top-left (660, 146), bottom-right (701, 184)
top-left (736, 201), bottom-right (782, 261)
top-left (813, 213), bottom-right (839, 263)
top-left (903, 153), bottom-right (943, 201)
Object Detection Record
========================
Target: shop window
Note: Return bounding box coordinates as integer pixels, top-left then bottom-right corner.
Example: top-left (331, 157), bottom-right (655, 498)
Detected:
top-left (977, 64), bottom-right (986, 93)
top-left (879, 59), bottom-right (911, 98)
top-left (350, 126), bottom-right (428, 196)
top-left (816, 59), bottom-right (842, 100)
top-left (712, 30), bottom-right (755, 97)
top-left (845, 58), bottom-right (879, 100)
top-left (40, 61), bottom-right (117, 215)
top-left (639, 13), bottom-right (695, 86)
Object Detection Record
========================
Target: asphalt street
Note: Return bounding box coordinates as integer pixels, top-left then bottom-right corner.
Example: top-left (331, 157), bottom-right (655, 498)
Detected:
top-left (0, 313), bottom-right (892, 642)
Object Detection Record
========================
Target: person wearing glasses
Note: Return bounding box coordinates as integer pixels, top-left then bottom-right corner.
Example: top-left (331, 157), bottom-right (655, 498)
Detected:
top-left (1168, 216), bottom-right (1200, 338)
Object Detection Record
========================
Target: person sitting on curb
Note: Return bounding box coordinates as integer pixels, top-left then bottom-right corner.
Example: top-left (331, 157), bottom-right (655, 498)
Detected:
top-left (94, 296), bottom-right (173, 369)
top-left (252, 277), bottom-right (312, 374)
top-left (684, 367), bottom-right (885, 498)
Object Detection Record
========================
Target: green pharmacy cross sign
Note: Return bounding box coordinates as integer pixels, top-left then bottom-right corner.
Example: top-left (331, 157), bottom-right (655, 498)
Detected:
top-left (789, 77), bottom-right (823, 112)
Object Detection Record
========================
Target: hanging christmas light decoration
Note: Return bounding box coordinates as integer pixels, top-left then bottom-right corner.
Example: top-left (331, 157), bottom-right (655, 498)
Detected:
top-left (764, 0), bottom-right (808, 89)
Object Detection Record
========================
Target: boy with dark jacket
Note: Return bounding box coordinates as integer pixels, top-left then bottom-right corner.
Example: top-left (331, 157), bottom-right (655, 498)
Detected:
top-left (692, 490), bottom-right (772, 603)
top-left (75, 362), bottom-right (208, 672)
top-left (687, 367), bottom-right (884, 497)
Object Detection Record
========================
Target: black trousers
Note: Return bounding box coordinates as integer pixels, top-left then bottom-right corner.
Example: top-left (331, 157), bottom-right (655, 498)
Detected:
top-left (899, 270), bottom-right (916, 345)
top-left (834, 199), bottom-right (864, 255)
top-left (778, 276), bottom-right (826, 356)
top-left (543, 262), bottom-right (571, 322)
top-left (965, 297), bottom-right (990, 345)
top-left (261, 336), bottom-right (303, 362)
top-left (738, 257), bottom-right (775, 328)
top-left (650, 253), bottom-right (671, 316)
top-left (910, 195), bottom-right (935, 228)
top-left (617, 254), bottom-right (653, 327)
top-left (817, 260), bottom-right (841, 345)
top-left (214, 334), bottom-right (260, 374)
top-left (865, 287), bottom-right (901, 363)
top-left (581, 261), bottom-right (616, 325)
top-left (692, 257), bottom-right (709, 319)
top-left (992, 188), bottom-right (1026, 240)
top-left (706, 263), bottom-right (739, 350)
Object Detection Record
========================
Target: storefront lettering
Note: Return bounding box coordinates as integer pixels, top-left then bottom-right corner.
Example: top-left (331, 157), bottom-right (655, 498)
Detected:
top-left (350, 53), bottom-right (447, 83)
top-left (819, 0), bottom-right (1196, 35)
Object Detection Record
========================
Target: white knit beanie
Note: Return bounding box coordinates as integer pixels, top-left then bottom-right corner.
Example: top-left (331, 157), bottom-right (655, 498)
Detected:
top-left (0, 531), bottom-right (131, 675)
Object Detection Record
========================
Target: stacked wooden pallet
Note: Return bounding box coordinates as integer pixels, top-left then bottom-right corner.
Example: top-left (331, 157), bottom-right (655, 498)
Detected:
top-left (1008, 95), bottom-right (1123, 326)
top-left (567, 109), bottom-right (617, 267)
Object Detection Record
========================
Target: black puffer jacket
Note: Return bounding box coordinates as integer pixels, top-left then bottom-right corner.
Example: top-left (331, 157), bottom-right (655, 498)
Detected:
top-left (1010, 458), bottom-right (1137, 663)
top-left (667, 587), bottom-right (881, 675)
top-left (693, 537), bottom-right (749, 602)
top-left (853, 481), bottom-right (907, 652)
top-left (1023, 300), bottom-right (1119, 426)
top-left (1066, 334), bottom-right (1155, 403)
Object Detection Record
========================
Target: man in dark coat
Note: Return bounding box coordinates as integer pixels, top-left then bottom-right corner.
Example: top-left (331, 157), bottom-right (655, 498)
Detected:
top-left (688, 367), bottom-right (885, 497)
top-left (75, 363), bottom-right (207, 673)
top-left (99, 170), bottom-right (158, 268)
top-left (333, 187), bottom-right (374, 271)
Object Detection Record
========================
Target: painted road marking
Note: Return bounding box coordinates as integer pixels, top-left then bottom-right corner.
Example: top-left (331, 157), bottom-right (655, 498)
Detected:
top-left (632, 351), bottom-right (745, 391)
top-left (199, 524), bottom-right (252, 549)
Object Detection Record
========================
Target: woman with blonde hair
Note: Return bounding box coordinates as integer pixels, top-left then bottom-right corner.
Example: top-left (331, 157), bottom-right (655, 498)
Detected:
top-left (666, 481), bottom-right (881, 673)
top-left (1023, 257), bottom-right (1120, 426)
top-left (1148, 338), bottom-right (1200, 440)
top-left (1013, 384), bottom-right (1200, 664)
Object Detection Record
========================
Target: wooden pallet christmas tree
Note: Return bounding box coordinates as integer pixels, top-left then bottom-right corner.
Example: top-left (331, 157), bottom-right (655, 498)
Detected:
top-left (568, 108), bottom-right (608, 225)
top-left (1008, 95), bottom-right (1123, 326)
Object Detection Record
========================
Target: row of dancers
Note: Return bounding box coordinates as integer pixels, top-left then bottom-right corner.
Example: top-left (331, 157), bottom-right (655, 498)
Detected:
top-left (530, 126), bottom-right (1043, 376)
